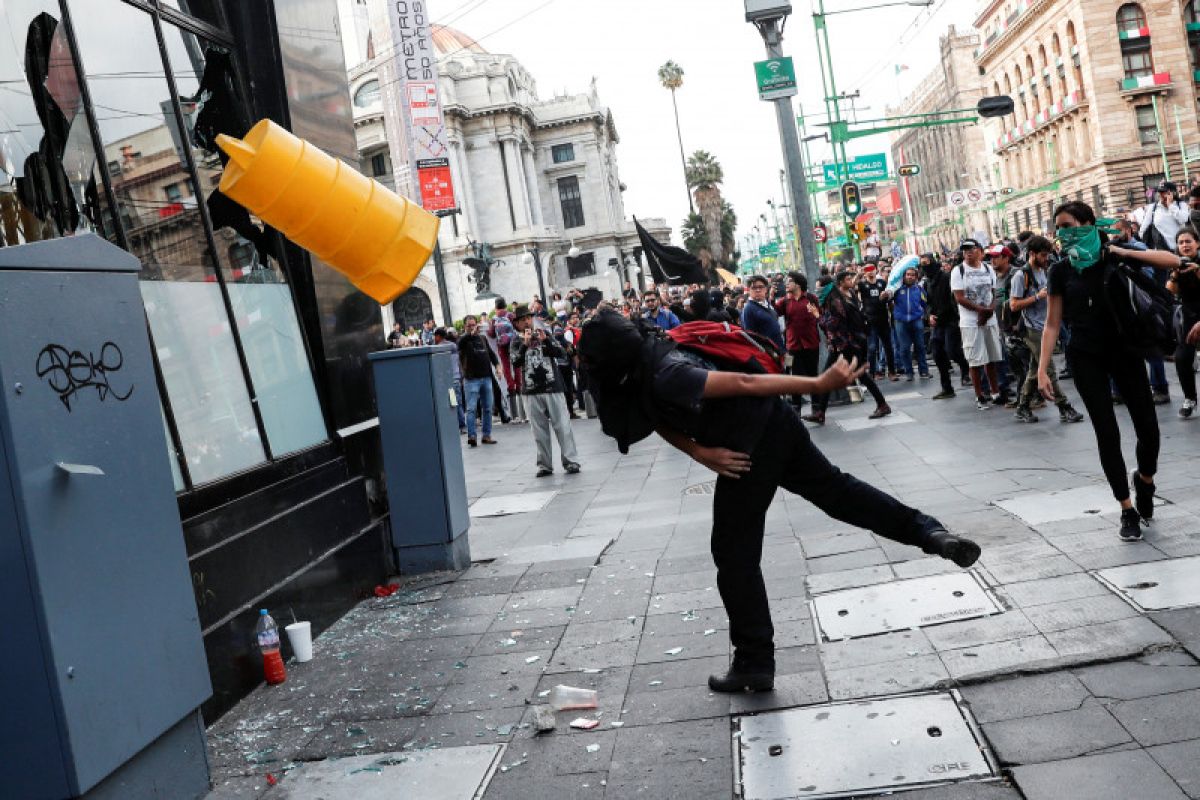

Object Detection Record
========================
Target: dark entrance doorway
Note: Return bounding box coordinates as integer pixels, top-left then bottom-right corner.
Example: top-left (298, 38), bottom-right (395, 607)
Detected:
top-left (392, 287), bottom-right (435, 330)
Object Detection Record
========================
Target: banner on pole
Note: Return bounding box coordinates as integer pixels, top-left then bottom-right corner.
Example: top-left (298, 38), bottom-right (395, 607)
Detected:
top-left (376, 1), bottom-right (457, 212)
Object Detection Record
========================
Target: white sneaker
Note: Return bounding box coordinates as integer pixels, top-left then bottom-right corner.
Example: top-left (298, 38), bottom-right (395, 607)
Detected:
top-left (1181, 399), bottom-right (1197, 419)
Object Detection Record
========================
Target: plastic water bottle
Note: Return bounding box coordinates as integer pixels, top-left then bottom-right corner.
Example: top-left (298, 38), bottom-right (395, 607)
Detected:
top-left (255, 609), bottom-right (287, 685)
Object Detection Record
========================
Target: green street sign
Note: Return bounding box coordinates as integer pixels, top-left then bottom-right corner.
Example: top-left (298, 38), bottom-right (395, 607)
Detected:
top-left (823, 153), bottom-right (889, 184)
top-left (758, 241), bottom-right (781, 258)
top-left (754, 57), bottom-right (797, 101)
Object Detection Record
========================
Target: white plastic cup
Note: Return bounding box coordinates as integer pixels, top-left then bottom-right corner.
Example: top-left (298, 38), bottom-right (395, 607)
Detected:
top-left (549, 684), bottom-right (597, 711)
top-left (285, 621), bottom-right (313, 663)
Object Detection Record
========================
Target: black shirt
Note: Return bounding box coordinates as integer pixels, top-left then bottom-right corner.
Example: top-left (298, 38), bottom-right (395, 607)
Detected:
top-left (651, 349), bottom-right (775, 453)
top-left (1048, 258), bottom-right (1118, 356)
top-left (857, 278), bottom-right (889, 319)
top-left (457, 333), bottom-right (497, 379)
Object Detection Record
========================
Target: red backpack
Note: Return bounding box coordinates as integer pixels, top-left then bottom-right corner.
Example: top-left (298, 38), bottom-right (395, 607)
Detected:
top-left (666, 321), bottom-right (784, 375)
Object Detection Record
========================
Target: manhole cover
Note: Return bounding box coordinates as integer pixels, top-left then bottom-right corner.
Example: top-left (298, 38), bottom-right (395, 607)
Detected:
top-left (469, 491), bottom-right (557, 518)
top-left (1094, 555), bottom-right (1200, 611)
top-left (685, 481), bottom-right (716, 495)
top-left (994, 485), bottom-right (1164, 527)
top-left (734, 692), bottom-right (996, 799)
top-left (811, 571), bottom-right (1001, 641)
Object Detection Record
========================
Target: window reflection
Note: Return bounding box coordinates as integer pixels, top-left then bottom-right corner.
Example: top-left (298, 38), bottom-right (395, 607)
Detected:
top-left (69, 0), bottom-right (265, 484)
top-left (162, 22), bottom-right (328, 456)
top-left (0, 1), bottom-right (112, 245)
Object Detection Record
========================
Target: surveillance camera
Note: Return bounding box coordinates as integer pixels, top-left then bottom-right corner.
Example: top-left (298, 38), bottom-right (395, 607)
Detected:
top-left (744, 0), bottom-right (792, 22)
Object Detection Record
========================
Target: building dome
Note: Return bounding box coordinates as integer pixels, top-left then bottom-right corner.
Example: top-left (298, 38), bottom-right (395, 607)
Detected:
top-left (431, 25), bottom-right (487, 56)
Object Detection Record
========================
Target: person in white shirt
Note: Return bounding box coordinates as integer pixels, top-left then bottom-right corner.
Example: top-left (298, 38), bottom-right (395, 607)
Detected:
top-left (949, 239), bottom-right (1004, 411)
top-left (1139, 181), bottom-right (1190, 252)
top-left (863, 226), bottom-right (882, 261)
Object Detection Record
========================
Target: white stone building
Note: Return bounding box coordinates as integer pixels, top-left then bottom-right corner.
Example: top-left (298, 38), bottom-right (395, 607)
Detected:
top-left (338, 4), bottom-right (669, 326)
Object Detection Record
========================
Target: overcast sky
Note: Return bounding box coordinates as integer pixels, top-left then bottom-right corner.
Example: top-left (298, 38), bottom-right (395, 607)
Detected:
top-left (428, 0), bottom-right (980, 246)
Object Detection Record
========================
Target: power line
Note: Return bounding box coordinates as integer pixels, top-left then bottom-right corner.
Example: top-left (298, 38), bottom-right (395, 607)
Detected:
top-left (842, 0), bottom-right (951, 96)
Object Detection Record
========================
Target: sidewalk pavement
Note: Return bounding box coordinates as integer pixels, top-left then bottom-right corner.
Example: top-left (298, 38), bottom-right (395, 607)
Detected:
top-left (206, 383), bottom-right (1200, 800)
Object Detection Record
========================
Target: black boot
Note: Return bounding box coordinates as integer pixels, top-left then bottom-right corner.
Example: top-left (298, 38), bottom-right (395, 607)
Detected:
top-left (920, 528), bottom-right (981, 568)
top-left (708, 667), bottom-right (775, 693)
top-left (1131, 471), bottom-right (1156, 520)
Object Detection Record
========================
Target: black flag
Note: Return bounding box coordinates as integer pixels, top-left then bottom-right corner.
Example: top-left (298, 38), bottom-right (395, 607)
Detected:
top-left (634, 217), bottom-right (708, 285)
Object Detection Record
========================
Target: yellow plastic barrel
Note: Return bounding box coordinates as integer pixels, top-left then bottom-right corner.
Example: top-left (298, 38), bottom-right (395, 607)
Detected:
top-left (216, 119), bottom-right (439, 305)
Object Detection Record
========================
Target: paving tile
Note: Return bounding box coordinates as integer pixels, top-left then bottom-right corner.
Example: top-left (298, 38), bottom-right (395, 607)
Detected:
top-left (884, 781), bottom-right (1024, 800)
top-left (959, 672), bottom-right (1091, 724)
top-left (548, 639), bottom-right (640, 672)
top-left (1073, 652), bottom-right (1200, 701)
top-left (998, 571), bottom-right (1110, 608)
top-left (482, 769), bottom-right (608, 799)
top-left (924, 610), bottom-right (1039, 651)
top-left (628, 655), bottom-right (730, 695)
top-left (1153, 607), bottom-right (1200, 661)
top-left (1044, 617), bottom-right (1175, 661)
top-left (800, 530), bottom-right (878, 558)
top-left (805, 564), bottom-right (894, 595)
top-left (642, 607), bottom-right (729, 640)
top-left (505, 729), bottom-right (618, 775)
top-left (819, 629), bottom-right (935, 671)
top-left (1069, 543), bottom-right (1168, 571)
top-left (1148, 740), bottom-right (1200, 799)
top-left (433, 674), bottom-right (541, 714)
top-left (1109, 688), bottom-right (1200, 746)
top-left (512, 568), bottom-right (593, 592)
top-left (941, 635), bottom-right (1059, 680)
top-left (983, 554), bottom-right (1083, 585)
top-left (1011, 749), bottom-right (1188, 800)
top-left (207, 725), bottom-right (321, 775)
top-left (1023, 594), bottom-right (1141, 634)
top-left (293, 717), bottom-right (424, 760)
top-left (614, 684), bottom-right (730, 727)
top-left (472, 625), bottom-right (566, 656)
top-left (826, 654), bottom-right (950, 700)
top-left (606, 758), bottom-right (733, 800)
top-left (728, 670), bottom-right (828, 714)
top-left (805, 548), bottom-right (890, 574)
top-left (205, 775), bottom-right (271, 799)
top-left (610, 717), bottom-right (730, 766)
top-left (647, 587), bottom-right (726, 615)
top-left (980, 700), bottom-right (1132, 765)
top-left (634, 625), bottom-right (728, 664)
top-left (651, 569), bottom-right (718, 594)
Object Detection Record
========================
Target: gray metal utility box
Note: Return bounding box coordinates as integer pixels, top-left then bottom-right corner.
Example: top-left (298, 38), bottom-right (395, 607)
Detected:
top-left (370, 344), bottom-right (470, 572)
top-left (0, 235), bottom-right (211, 799)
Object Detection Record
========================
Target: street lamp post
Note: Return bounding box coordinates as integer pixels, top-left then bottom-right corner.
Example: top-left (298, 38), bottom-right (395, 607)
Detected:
top-left (746, 1), bottom-right (820, 289)
top-left (522, 245), bottom-right (548, 302)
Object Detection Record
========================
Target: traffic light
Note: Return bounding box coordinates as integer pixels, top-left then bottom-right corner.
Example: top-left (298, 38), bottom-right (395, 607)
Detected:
top-left (897, 164), bottom-right (921, 177)
top-left (849, 222), bottom-right (867, 243)
top-left (1000, 187), bottom-right (1015, 195)
top-left (840, 180), bottom-right (863, 218)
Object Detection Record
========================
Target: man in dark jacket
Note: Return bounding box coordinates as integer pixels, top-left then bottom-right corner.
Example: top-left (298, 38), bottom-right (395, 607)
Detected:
top-left (740, 274), bottom-right (785, 351)
top-left (927, 258), bottom-right (972, 399)
top-left (458, 315), bottom-right (499, 446)
top-left (511, 304), bottom-right (581, 477)
top-left (857, 264), bottom-right (896, 379)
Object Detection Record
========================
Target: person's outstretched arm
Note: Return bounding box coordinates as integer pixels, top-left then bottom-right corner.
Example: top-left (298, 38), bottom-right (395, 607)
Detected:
top-left (700, 356), bottom-right (864, 398)
top-left (1110, 244), bottom-right (1181, 270)
top-left (655, 424), bottom-right (752, 479)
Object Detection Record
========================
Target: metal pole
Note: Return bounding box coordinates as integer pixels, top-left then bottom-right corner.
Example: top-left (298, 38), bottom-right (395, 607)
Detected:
top-left (1152, 94), bottom-right (1170, 181)
top-left (431, 239), bottom-right (453, 324)
top-left (1175, 104), bottom-right (1189, 185)
top-left (813, 3), bottom-right (859, 261)
top-left (757, 20), bottom-right (819, 289)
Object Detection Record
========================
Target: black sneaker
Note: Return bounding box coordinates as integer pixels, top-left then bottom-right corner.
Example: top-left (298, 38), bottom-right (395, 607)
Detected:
top-left (1153, 391), bottom-right (1171, 406)
top-left (975, 396), bottom-right (992, 411)
top-left (536, 467), bottom-right (553, 478)
top-left (1131, 470), bottom-right (1156, 520)
top-left (932, 389), bottom-right (956, 400)
top-left (565, 462), bottom-right (582, 474)
top-left (708, 668), bottom-right (775, 693)
top-left (921, 529), bottom-right (982, 568)
top-left (1058, 404), bottom-right (1084, 423)
top-left (1013, 407), bottom-right (1038, 423)
top-left (1119, 507), bottom-right (1144, 542)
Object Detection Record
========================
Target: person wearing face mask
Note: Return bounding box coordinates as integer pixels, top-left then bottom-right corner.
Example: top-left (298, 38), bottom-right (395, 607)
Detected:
top-left (1037, 202), bottom-right (1180, 542)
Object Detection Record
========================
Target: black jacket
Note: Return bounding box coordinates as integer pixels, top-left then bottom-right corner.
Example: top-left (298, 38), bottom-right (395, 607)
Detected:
top-left (928, 269), bottom-right (960, 325)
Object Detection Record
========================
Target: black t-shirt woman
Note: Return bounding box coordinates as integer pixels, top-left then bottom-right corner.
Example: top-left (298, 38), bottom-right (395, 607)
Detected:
top-left (802, 271), bottom-right (890, 424)
top-left (1036, 201), bottom-right (1180, 541)
top-left (1168, 227), bottom-right (1200, 416)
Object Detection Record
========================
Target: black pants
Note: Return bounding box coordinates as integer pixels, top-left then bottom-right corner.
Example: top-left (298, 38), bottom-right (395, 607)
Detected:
top-left (1069, 348), bottom-right (1159, 503)
top-left (1176, 342), bottom-right (1197, 402)
top-left (931, 323), bottom-right (970, 392)
top-left (788, 348), bottom-right (820, 405)
top-left (490, 375), bottom-right (511, 422)
top-left (560, 364), bottom-right (579, 411)
top-left (867, 315), bottom-right (895, 374)
top-left (812, 347), bottom-right (885, 413)
top-left (712, 404), bottom-right (936, 670)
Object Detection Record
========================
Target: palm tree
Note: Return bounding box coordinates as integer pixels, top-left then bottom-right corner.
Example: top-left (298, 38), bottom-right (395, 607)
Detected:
top-left (686, 150), bottom-right (725, 267)
top-left (658, 60), bottom-right (694, 214)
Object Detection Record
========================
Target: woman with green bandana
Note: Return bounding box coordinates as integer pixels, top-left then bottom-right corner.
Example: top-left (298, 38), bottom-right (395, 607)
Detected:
top-left (1036, 201), bottom-right (1180, 542)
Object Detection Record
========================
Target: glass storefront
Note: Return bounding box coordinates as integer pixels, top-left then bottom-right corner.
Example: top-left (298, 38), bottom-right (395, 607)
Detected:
top-left (1, 0), bottom-right (328, 488)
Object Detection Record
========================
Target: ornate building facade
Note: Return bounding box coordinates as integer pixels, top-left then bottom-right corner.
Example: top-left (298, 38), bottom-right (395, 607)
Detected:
top-left (339, 5), bottom-right (669, 325)
top-left (976, 0), bottom-right (1200, 235)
